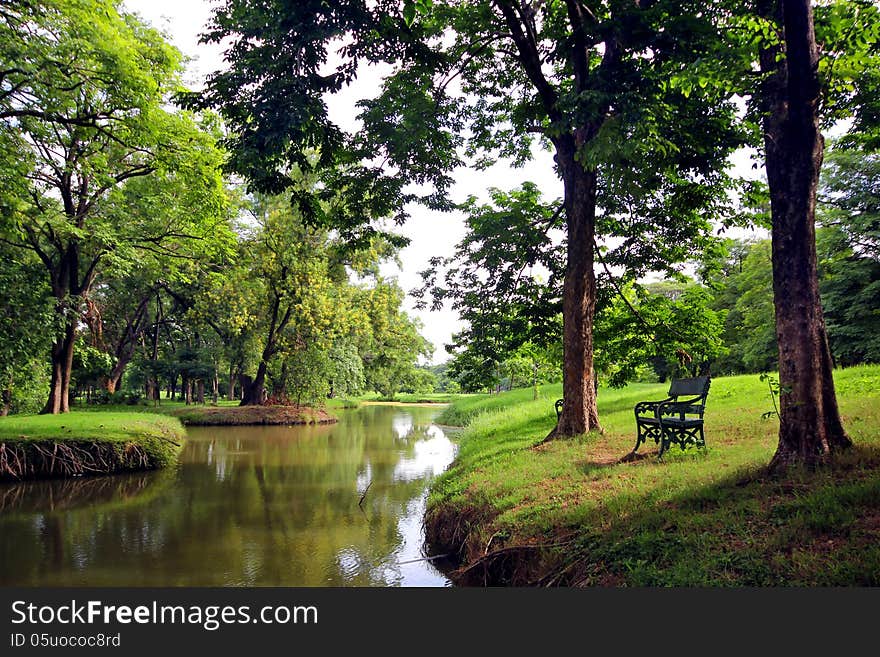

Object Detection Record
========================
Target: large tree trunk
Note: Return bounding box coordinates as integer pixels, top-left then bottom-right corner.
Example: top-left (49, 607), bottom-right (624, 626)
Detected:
top-left (760, 0), bottom-right (851, 472)
top-left (547, 143), bottom-right (601, 438)
top-left (105, 361), bottom-right (126, 394)
top-left (42, 319), bottom-right (76, 414)
top-left (240, 362), bottom-right (267, 406)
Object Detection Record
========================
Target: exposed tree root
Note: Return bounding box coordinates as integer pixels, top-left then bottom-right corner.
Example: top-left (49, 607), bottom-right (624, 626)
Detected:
top-left (0, 440), bottom-right (158, 482)
top-left (425, 500), bottom-right (581, 586)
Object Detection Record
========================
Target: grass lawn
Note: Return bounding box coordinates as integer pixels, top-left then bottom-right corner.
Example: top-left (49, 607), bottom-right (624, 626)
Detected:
top-left (357, 392), bottom-right (469, 404)
top-left (426, 365), bottom-right (880, 586)
top-left (0, 412), bottom-right (185, 481)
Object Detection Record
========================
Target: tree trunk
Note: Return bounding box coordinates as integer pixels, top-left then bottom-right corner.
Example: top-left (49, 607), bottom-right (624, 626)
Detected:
top-left (105, 362), bottom-right (127, 394)
top-left (548, 146), bottom-right (601, 438)
top-left (240, 363), bottom-right (267, 406)
top-left (41, 319), bottom-right (76, 414)
top-left (228, 367), bottom-right (237, 402)
top-left (197, 379), bottom-right (205, 404)
top-left (760, 0), bottom-right (851, 472)
top-left (1, 383), bottom-right (11, 416)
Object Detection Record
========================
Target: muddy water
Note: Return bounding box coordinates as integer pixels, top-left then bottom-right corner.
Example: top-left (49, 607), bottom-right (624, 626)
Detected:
top-left (0, 405), bottom-right (456, 586)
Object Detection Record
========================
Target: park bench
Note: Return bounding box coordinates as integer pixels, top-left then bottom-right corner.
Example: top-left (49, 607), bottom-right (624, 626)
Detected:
top-left (632, 376), bottom-right (711, 458)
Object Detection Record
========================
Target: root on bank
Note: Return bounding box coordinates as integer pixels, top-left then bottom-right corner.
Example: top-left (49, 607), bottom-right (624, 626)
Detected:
top-left (0, 440), bottom-right (160, 482)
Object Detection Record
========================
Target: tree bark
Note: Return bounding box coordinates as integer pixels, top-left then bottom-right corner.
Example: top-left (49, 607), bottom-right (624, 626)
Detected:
top-left (228, 367), bottom-right (237, 402)
top-left (547, 140), bottom-right (601, 438)
top-left (240, 286), bottom-right (290, 406)
top-left (1, 381), bottom-right (11, 416)
top-left (41, 319), bottom-right (76, 414)
top-left (760, 0), bottom-right (851, 472)
top-left (104, 294), bottom-right (151, 394)
top-left (240, 362), bottom-right (267, 406)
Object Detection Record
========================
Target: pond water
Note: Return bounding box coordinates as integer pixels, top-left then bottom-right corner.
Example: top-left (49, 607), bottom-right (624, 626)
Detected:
top-left (0, 405), bottom-right (457, 586)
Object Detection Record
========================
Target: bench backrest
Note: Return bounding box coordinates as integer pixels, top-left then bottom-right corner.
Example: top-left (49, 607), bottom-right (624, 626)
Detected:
top-left (668, 376), bottom-right (711, 400)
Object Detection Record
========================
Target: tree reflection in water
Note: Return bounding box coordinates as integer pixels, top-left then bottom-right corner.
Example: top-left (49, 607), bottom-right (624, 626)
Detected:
top-left (0, 405), bottom-right (455, 586)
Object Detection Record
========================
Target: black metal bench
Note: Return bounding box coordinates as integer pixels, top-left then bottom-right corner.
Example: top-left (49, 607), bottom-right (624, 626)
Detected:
top-left (633, 376), bottom-right (711, 457)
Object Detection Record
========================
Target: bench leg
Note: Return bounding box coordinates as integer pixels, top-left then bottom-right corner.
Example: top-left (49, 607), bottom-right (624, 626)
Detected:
top-left (634, 419), bottom-right (661, 454)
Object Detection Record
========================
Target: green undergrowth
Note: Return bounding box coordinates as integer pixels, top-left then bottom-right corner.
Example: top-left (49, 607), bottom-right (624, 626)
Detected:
top-left (426, 365), bottom-right (880, 586)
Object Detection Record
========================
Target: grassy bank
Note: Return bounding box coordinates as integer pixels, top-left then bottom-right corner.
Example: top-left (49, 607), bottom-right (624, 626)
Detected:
top-left (0, 412), bottom-right (185, 482)
top-left (169, 404), bottom-right (336, 426)
top-left (425, 365), bottom-right (880, 586)
top-left (358, 392), bottom-right (465, 404)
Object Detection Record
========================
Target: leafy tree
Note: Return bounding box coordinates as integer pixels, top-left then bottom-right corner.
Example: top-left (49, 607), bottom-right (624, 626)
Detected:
top-left (235, 196), bottom-right (336, 405)
top-left (326, 340), bottom-right (366, 399)
top-left (0, 244), bottom-right (53, 414)
top-left (819, 147), bottom-right (880, 261)
top-left (416, 183), bottom-right (565, 388)
top-left (359, 281), bottom-right (433, 400)
top-left (0, 0), bottom-right (230, 413)
top-left (426, 361), bottom-right (460, 394)
top-left (191, 0), bottom-right (744, 438)
top-left (499, 343), bottom-right (560, 399)
top-left (817, 147), bottom-right (880, 367)
top-left (594, 281), bottom-right (727, 387)
top-left (735, 0), bottom-right (880, 469)
top-left (698, 239), bottom-right (778, 375)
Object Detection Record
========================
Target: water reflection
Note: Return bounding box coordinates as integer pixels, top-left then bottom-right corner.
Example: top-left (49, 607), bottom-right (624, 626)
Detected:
top-left (0, 405), bottom-right (456, 586)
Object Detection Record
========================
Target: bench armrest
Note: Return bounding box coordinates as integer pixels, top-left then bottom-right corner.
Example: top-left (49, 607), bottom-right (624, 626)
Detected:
top-left (657, 396), bottom-right (707, 418)
top-left (635, 398), bottom-right (672, 415)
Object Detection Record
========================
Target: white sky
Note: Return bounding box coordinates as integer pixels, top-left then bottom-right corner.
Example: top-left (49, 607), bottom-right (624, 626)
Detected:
top-left (122, 1), bottom-right (760, 364)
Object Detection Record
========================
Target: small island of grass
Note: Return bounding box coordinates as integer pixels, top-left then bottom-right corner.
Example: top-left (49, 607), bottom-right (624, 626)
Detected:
top-left (0, 413), bottom-right (185, 482)
top-left (169, 404), bottom-right (337, 426)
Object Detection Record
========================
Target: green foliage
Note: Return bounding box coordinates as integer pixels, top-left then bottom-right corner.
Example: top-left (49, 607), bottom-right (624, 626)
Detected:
top-left (0, 0), bottom-right (234, 411)
top-left (359, 280), bottom-right (433, 399)
top-left (697, 146), bottom-right (880, 376)
top-left (414, 183), bottom-right (565, 391)
top-left (0, 245), bottom-right (54, 412)
top-left (595, 282), bottom-right (728, 386)
top-left (327, 340), bottom-right (366, 399)
top-left (71, 344), bottom-right (114, 388)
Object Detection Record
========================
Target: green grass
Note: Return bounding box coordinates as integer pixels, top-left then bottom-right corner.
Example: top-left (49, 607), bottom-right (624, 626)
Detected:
top-left (71, 399), bottom-right (240, 414)
top-left (0, 412), bottom-right (186, 477)
top-left (426, 365), bottom-right (880, 586)
top-left (326, 398), bottom-right (361, 410)
top-left (0, 411), bottom-right (184, 443)
top-left (358, 392), bottom-right (469, 404)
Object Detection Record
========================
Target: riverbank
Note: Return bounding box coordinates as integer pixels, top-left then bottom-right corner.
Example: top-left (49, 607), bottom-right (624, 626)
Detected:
top-left (424, 365), bottom-right (880, 586)
top-left (170, 405), bottom-right (337, 426)
top-left (0, 413), bottom-right (185, 482)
